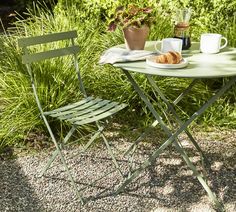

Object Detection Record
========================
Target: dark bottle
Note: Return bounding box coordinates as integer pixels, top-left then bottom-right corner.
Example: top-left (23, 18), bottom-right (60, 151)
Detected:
top-left (174, 9), bottom-right (191, 50)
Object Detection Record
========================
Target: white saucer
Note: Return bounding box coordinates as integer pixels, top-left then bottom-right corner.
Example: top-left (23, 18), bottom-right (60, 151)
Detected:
top-left (146, 56), bottom-right (188, 69)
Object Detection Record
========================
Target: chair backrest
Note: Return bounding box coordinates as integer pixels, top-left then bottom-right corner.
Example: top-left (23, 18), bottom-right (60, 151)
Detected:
top-left (18, 30), bottom-right (86, 95)
top-left (18, 30), bottom-right (87, 114)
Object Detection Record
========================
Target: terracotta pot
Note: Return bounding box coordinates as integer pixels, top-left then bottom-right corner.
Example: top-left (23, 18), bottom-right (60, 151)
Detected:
top-left (123, 25), bottom-right (150, 50)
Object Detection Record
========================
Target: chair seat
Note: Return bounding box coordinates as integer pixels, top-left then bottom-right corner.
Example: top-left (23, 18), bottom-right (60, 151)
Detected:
top-left (43, 96), bottom-right (127, 125)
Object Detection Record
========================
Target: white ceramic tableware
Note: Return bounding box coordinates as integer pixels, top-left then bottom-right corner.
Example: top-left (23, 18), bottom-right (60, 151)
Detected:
top-left (200, 33), bottom-right (227, 54)
top-left (155, 38), bottom-right (183, 54)
top-left (146, 56), bottom-right (188, 69)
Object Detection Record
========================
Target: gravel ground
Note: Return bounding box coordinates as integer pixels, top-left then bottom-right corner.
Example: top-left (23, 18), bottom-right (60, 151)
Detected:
top-left (0, 128), bottom-right (235, 212)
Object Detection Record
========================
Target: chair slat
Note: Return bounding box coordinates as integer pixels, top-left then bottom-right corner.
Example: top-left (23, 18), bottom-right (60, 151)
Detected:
top-left (43, 97), bottom-right (94, 115)
top-left (22, 46), bottom-right (79, 63)
top-left (66, 101), bottom-right (119, 122)
top-left (58, 100), bottom-right (112, 120)
top-left (18, 31), bottom-right (77, 47)
top-left (49, 98), bottom-right (105, 118)
top-left (73, 103), bottom-right (127, 125)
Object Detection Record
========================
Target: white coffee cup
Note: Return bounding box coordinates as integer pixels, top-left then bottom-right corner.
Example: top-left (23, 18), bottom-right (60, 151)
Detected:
top-left (200, 33), bottom-right (227, 54)
top-left (155, 38), bottom-right (183, 54)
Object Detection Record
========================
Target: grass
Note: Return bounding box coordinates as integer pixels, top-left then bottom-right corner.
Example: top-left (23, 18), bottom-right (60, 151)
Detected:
top-left (0, 0), bottom-right (235, 153)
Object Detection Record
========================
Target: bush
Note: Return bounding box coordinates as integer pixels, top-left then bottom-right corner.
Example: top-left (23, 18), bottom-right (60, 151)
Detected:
top-left (58, 0), bottom-right (236, 46)
top-left (0, 0), bottom-right (235, 152)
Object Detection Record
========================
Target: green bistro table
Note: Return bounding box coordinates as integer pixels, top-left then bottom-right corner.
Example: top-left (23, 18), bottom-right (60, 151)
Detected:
top-left (113, 41), bottom-right (236, 209)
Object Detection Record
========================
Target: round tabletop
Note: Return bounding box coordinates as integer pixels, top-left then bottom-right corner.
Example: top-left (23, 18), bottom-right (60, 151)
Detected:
top-left (114, 41), bottom-right (236, 78)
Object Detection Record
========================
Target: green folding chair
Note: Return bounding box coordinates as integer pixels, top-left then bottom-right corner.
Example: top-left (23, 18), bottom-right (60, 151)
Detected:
top-left (18, 30), bottom-right (127, 204)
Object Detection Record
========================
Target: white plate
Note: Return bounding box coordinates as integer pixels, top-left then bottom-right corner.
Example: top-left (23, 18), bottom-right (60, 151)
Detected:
top-left (146, 56), bottom-right (188, 69)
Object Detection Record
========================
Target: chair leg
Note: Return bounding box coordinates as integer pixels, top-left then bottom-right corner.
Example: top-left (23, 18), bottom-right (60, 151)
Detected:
top-left (39, 126), bottom-right (76, 177)
top-left (43, 122), bottom-right (84, 204)
top-left (81, 125), bottom-right (105, 153)
top-left (57, 147), bottom-right (84, 204)
top-left (39, 149), bottom-right (60, 177)
top-left (40, 124), bottom-right (105, 178)
top-left (95, 121), bottom-right (123, 177)
top-left (101, 133), bottom-right (124, 178)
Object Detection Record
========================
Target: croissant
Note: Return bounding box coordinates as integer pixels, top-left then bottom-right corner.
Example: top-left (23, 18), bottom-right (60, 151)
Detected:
top-left (155, 51), bottom-right (182, 64)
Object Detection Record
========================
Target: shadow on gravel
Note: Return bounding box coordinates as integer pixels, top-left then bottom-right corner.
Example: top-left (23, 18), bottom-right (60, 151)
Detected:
top-left (113, 143), bottom-right (236, 211)
top-left (0, 157), bottom-right (44, 212)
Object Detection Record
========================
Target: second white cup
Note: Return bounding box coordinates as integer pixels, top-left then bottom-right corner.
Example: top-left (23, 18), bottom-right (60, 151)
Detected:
top-left (200, 33), bottom-right (227, 54)
top-left (155, 38), bottom-right (183, 54)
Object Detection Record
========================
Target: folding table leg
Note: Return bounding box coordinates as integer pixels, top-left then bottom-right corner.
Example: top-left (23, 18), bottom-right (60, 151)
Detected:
top-left (147, 76), bottom-right (209, 165)
top-left (124, 120), bottom-right (159, 156)
top-left (172, 140), bottom-right (223, 209)
top-left (173, 79), bottom-right (198, 105)
top-left (124, 77), bottom-right (207, 165)
top-left (119, 71), bottom-right (235, 208)
top-left (115, 130), bottom-right (178, 194)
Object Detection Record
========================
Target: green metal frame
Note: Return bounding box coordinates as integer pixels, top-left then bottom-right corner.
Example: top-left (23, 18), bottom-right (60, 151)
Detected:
top-left (116, 69), bottom-right (236, 209)
top-left (124, 78), bottom-right (207, 163)
top-left (18, 31), bottom-right (127, 204)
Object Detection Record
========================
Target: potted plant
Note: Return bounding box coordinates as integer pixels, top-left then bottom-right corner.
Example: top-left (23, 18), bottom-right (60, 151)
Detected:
top-left (108, 4), bottom-right (155, 50)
